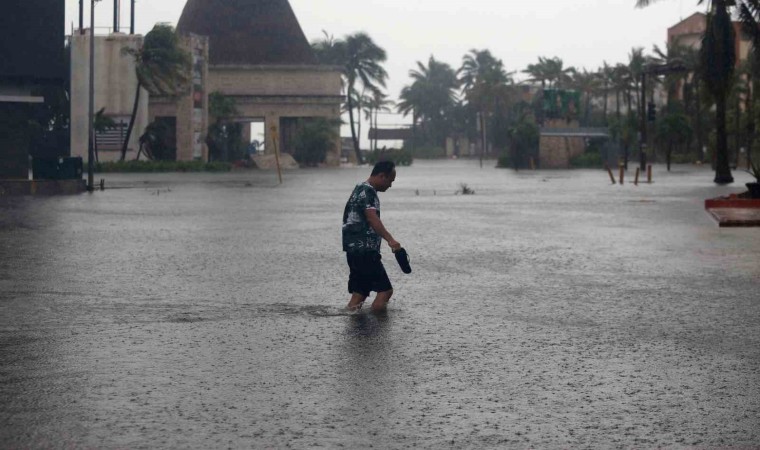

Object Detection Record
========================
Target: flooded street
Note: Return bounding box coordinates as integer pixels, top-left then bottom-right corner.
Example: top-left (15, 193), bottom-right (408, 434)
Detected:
top-left (1, 160), bottom-right (759, 448)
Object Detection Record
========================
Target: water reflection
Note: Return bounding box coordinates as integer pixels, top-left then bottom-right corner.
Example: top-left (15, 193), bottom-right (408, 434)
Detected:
top-left (345, 310), bottom-right (391, 339)
top-left (331, 310), bottom-right (400, 423)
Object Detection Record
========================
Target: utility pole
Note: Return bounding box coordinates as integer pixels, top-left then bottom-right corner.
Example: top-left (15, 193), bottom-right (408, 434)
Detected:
top-left (87, 0), bottom-right (96, 191)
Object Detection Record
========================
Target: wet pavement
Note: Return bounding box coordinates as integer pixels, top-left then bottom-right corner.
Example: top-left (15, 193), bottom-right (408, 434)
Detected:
top-left (1, 160), bottom-right (759, 448)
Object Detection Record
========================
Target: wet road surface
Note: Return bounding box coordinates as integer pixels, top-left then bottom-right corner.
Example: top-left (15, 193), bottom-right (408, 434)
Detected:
top-left (1, 160), bottom-right (759, 448)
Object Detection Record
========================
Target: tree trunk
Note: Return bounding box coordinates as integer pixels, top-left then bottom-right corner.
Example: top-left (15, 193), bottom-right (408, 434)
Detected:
top-left (347, 87), bottom-right (361, 164)
top-left (121, 80), bottom-right (142, 161)
top-left (714, 93), bottom-right (734, 183)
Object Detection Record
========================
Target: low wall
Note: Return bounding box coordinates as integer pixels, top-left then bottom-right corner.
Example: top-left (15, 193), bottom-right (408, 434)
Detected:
top-left (0, 179), bottom-right (87, 196)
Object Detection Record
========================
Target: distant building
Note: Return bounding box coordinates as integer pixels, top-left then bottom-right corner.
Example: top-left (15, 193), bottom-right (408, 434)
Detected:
top-left (668, 12), bottom-right (753, 65)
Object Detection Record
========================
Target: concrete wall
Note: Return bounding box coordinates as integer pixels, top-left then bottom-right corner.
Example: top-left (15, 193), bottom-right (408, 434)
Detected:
top-left (70, 33), bottom-right (149, 162)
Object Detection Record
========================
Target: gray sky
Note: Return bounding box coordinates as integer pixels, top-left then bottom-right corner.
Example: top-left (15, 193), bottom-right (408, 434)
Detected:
top-left (66, 0), bottom-right (704, 141)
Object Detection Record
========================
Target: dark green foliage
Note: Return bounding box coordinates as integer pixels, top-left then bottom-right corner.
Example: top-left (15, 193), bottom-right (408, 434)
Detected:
top-left (206, 92), bottom-right (244, 162)
top-left (293, 118), bottom-right (340, 166)
top-left (366, 148), bottom-right (413, 166)
top-left (509, 120), bottom-right (540, 169)
top-left (397, 56), bottom-right (460, 147)
top-left (140, 118), bottom-right (177, 161)
top-left (121, 24), bottom-right (192, 160)
top-left (569, 152), bottom-right (604, 168)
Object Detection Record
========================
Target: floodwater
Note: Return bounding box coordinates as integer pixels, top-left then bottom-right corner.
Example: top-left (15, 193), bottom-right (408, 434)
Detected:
top-left (1, 160), bottom-right (759, 448)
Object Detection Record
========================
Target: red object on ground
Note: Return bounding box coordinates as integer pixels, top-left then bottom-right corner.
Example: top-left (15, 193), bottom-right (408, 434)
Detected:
top-left (705, 195), bottom-right (760, 227)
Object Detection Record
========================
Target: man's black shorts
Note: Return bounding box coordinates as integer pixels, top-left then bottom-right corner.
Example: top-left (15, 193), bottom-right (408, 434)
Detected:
top-left (346, 251), bottom-right (393, 296)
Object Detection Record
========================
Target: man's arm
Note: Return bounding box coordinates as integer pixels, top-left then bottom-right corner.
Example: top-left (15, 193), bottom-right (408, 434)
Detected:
top-left (365, 209), bottom-right (401, 251)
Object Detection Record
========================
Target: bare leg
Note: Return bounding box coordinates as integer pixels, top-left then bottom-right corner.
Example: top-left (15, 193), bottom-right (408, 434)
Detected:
top-left (371, 289), bottom-right (393, 312)
top-left (347, 292), bottom-right (367, 311)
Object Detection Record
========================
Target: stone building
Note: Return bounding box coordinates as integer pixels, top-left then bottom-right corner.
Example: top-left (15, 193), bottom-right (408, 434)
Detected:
top-left (175, 0), bottom-right (343, 164)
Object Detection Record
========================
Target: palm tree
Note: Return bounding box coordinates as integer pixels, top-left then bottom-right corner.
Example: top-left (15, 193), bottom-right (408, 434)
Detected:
top-left (653, 40), bottom-right (690, 107)
top-left (397, 56), bottom-right (459, 147)
top-left (610, 64), bottom-right (630, 121)
top-left (460, 49), bottom-right (514, 159)
top-left (365, 91), bottom-right (394, 151)
top-left (343, 33), bottom-right (388, 163)
top-left (542, 57), bottom-right (576, 89)
top-left (656, 111), bottom-right (693, 170)
top-left (311, 31), bottom-right (347, 67)
top-left (599, 62), bottom-right (614, 124)
top-left (120, 24), bottom-right (192, 161)
top-left (636, 0), bottom-right (735, 183)
top-left (524, 59), bottom-right (549, 89)
top-left (571, 69), bottom-right (601, 125)
top-left (627, 48), bottom-right (650, 115)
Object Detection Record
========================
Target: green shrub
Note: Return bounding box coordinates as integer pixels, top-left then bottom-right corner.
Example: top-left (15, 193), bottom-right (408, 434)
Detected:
top-left (94, 160), bottom-right (231, 173)
top-left (293, 118), bottom-right (340, 166)
top-left (366, 148), bottom-right (413, 166)
top-left (496, 154), bottom-right (512, 168)
top-left (569, 152), bottom-right (603, 168)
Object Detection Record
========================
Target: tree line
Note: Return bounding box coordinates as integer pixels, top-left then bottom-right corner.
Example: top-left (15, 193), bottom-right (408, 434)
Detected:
top-left (313, 0), bottom-right (760, 183)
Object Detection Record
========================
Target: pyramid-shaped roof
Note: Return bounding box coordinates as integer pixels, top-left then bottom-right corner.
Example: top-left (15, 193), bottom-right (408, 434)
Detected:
top-left (177, 0), bottom-right (318, 66)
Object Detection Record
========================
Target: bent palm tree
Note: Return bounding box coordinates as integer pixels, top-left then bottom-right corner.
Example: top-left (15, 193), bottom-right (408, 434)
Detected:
top-left (398, 56), bottom-right (460, 147)
top-left (120, 24), bottom-right (192, 161)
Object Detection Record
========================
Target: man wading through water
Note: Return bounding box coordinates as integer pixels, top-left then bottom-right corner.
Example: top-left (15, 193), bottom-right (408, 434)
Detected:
top-left (342, 161), bottom-right (400, 312)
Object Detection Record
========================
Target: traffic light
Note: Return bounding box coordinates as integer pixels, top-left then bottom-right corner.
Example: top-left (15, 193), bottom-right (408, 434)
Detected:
top-left (647, 102), bottom-right (657, 122)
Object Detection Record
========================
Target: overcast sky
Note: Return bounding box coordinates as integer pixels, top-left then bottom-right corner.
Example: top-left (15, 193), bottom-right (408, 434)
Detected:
top-left (65, 0), bottom-right (704, 137)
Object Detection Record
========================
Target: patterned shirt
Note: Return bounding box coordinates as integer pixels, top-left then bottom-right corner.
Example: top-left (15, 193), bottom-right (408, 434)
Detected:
top-left (342, 182), bottom-right (381, 253)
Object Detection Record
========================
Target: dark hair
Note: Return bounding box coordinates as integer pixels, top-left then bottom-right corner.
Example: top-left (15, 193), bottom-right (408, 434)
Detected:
top-left (371, 161), bottom-right (396, 176)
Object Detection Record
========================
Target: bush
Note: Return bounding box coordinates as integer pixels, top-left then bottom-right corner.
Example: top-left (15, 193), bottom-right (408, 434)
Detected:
top-left (94, 160), bottom-right (231, 173)
top-left (366, 148), bottom-right (413, 166)
top-left (293, 118), bottom-right (339, 166)
top-left (569, 152), bottom-right (603, 168)
top-left (496, 154), bottom-right (512, 168)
